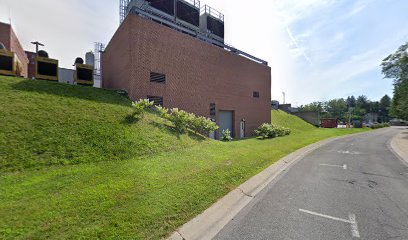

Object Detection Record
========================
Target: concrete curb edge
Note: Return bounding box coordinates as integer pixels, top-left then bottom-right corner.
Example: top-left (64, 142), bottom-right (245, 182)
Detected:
top-left (390, 129), bottom-right (408, 165)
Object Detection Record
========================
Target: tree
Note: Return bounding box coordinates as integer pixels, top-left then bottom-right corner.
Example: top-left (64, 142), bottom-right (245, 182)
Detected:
top-left (326, 98), bottom-right (347, 120)
top-left (298, 102), bottom-right (325, 112)
top-left (381, 42), bottom-right (408, 120)
top-left (346, 96), bottom-right (356, 108)
top-left (379, 95), bottom-right (391, 122)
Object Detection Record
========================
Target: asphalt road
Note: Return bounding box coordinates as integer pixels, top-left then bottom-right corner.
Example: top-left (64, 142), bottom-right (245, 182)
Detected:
top-left (215, 127), bottom-right (408, 240)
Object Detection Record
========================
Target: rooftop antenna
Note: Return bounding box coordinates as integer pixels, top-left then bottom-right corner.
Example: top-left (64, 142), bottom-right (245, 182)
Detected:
top-left (31, 41), bottom-right (45, 54)
top-left (8, 6), bottom-right (11, 25)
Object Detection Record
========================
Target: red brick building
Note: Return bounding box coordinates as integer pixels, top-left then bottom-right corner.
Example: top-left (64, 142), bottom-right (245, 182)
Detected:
top-left (25, 51), bottom-right (36, 79)
top-left (0, 22), bottom-right (29, 78)
top-left (103, 2), bottom-right (271, 138)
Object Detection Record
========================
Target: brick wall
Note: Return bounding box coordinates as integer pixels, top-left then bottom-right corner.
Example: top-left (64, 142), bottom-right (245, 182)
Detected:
top-left (103, 15), bottom-right (271, 138)
top-left (0, 22), bottom-right (28, 78)
top-left (10, 27), bottom-right (28, 77)
top-left (0, 22), bottom-right (11, 50)
top-left (25, 51), bottom-right (36, 79)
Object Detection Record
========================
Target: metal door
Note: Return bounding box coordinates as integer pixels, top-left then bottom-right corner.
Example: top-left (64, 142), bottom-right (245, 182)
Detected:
top-left (218, 111), bottom-right (233, 139)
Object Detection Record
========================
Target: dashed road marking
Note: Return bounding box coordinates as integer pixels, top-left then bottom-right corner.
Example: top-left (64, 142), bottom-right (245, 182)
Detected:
top-left (319, 164), bottom-right (347, 170)
top-left (299, 209), bottom-right (360, 238)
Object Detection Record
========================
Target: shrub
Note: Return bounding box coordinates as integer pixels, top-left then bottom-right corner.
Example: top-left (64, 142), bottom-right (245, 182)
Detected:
top-left (155, 106), bottom-right (219, 135)
top-left (132, 99), bottom-right (154, 119)
top-left (255, 123), bottom-right (291, 139)
top-left (371, 123), bottom-right (390, 129)
top-left (155, 105), bottom-right (170, 119)
top-left (169, 108), bottom-right (190, 133)
top-left (221, 129), bottom-right (233, 142)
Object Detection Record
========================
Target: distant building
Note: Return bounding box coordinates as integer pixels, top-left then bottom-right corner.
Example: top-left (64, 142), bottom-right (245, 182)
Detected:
top-left (271, 100), bottom-right (279, 110)
top-left (390, 119), bottom-right (408, 126)
top-left (278, 104), bottom-right (292, 113)
top-left (0, 22), bottom-right (29, 78)
top-left (363, 113), bottom-right (378, 124)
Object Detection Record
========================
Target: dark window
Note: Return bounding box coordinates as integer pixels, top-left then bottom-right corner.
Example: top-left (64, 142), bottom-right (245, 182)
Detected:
top-left (210, 103), bottom-right (216, 116)
top-left (150, 72), bottom-right (166, 83)
top-left (147, 96), bottom-right (164, 106)
top-left (37, 61), bottom-right (58, 77)
top-left (77, 67), bottom-right (93, 81)
top-left (0, 55), bottom-right (13, 71)
top-left (253, 91), bottom-right (260, 98)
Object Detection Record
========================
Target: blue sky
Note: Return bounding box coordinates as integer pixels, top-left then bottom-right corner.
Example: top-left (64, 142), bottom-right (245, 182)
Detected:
top-left (0, 0), bottom-right (407, 105)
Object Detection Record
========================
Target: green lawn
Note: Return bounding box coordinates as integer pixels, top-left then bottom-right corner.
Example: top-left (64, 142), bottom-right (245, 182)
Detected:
top-left (0, 77), bottom-right (368, 239)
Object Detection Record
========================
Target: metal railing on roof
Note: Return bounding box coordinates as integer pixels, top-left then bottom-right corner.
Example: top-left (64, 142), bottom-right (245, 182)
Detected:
top-left (200, 5), bottom-right (224, 22)
top-left (123, 0), bottom-right (267, 65)
top-left (181, 0), bottom-right (200, 8)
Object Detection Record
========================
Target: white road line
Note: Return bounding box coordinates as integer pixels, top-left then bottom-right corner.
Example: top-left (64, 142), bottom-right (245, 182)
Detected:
top-left (299, 209), bottom-right (351, 223)
top-left (299, 209), bottom-right (360, 238)
top-left (319, 164), bottom-right (347, 170)
top-left (349, 213), bottom-right (360, 238)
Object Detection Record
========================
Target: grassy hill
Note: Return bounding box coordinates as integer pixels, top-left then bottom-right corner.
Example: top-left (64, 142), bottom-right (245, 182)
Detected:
top-left (0, 77), bottom-right (203, 172)
top-left (0, 76), bottom-right (368, 239)
top-left (272, 109), bottom-right (315, 132)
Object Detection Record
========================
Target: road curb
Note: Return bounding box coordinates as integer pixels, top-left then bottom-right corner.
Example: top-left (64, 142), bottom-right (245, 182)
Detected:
top-left (168, 131), bottom-right (372, 240)
top-left (390, 128), bottom-right (408, 165)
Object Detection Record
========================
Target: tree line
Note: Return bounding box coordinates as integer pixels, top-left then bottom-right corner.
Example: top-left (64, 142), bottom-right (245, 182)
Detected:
top-left (298, 41), bottom-right (408, 123)
top-left (298, 95), bottom-right (391, 123)
top-left (381, 42), bottom-right (408, 120)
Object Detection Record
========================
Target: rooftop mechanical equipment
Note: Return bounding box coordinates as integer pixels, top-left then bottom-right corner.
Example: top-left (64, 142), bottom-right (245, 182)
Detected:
top-left (0, 42), bottom-right (23, 77)
top-left (35, 50), bottom-right (59, 81)
top-left (74, 57), bottom-right (94, 86)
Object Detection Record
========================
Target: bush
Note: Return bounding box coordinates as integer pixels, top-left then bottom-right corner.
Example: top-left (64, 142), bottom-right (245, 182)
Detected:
top-left (132, 99), bottom-right (154, 119)
top-left (155, 105), bottom-right (170, 119)
top-left (352, 120), bottom-right (363, 128)
top-left (221, 129), bottom-right (233, 142)
top-left (154, 106), bottom-right (219, 135)
top-left (255, 123), bottom-right (291, 139)
top-left (371, 123), bottom-right (390, 129)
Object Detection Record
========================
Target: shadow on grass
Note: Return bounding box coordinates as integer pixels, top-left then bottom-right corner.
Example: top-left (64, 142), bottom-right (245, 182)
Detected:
top-left (148, 121), bottom-right (207, 142)
top-left (122, 115), bottom-right (142, 125)
top-left (12, 80), bottom-right (131, 106)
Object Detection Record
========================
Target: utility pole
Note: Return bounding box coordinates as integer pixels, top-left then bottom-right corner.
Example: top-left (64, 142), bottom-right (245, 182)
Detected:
top-left (31, 41), bottom-right (44, 54)
top-left (282, 92), bottom-right (286, 104)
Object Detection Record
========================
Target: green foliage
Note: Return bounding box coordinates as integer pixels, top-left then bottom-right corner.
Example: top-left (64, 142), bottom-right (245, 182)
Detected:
top-left (382, 41), bottom-right (408, 120)
top-left (155, 106), bottom-right (218, 135)
top-left (255, 123), bottom-right (291, 139)
top-left (221, 129), bottom-right (233, 142)
top-left (168, 108), bottom-right (190, 133)
top-left (370, 123), bottom-right (390, 129)
top-left (155, 105), bottom-right (170, 119)
top-left (131, 99), bottom-right (154, 119)
top-left (299, 94), bottom-right (394, 123)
